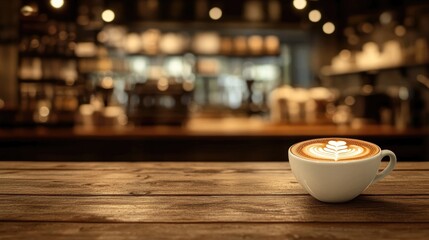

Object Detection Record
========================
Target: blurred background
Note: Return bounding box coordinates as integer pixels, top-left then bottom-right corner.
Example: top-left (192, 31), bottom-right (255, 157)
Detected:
top-left (0, 0), bottom-right (428, 161)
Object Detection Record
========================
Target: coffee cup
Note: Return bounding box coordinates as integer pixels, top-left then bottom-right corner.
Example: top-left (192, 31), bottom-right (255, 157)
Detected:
top-left (288, 138), bottom-right (396, 203)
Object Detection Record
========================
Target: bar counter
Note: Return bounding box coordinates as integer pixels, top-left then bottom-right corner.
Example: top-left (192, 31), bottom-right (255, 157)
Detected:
top-left (0, 118), bottom-right (428, 161)
top-left (1, 161), bottom-right (428, 239)
top-left (1, 118), bottom-right (428, 138)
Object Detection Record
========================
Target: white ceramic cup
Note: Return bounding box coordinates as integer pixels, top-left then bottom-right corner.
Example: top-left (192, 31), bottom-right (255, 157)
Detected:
top-left (288, 138), bottom-right (397, 203)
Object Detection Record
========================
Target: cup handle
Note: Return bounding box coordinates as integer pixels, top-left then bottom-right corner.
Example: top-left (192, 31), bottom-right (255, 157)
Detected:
top-left (372, 150), bottom-right (397, 184)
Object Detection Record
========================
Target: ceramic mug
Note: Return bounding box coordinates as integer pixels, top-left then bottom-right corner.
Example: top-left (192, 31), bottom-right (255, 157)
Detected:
top-left (288, 138), bottom-right (397, 203)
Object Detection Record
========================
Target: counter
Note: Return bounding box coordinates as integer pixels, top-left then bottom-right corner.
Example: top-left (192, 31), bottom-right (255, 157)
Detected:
top-left (0, 118), bottom-right (428, 161)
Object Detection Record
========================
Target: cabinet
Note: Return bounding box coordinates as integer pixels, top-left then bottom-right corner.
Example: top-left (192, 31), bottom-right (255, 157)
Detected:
top-left (16, 12), bottom-right (80, 126)
top-left (0, 1), bottom-right (19, 127)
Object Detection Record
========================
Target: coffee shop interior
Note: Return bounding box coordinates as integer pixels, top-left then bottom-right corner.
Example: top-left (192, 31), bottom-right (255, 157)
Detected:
top-left (0, 0), bottom-right (428, 161)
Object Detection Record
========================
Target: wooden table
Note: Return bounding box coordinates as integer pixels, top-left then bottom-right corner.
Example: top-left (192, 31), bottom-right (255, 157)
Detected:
top-left (1, 161), bottom-right (429, 239)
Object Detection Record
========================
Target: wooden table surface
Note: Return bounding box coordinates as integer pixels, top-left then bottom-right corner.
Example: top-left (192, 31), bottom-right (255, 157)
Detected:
top-left (1, 161), bottom-right (429, 239)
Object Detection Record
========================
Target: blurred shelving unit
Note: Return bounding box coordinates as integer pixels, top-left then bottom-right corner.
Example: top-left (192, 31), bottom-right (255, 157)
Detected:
top-left (13, 0), bottom-right (314, 127)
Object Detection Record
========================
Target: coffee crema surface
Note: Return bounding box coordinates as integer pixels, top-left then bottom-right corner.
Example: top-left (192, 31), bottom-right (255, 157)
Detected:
top-left (290, 138), bottom-right (380, 161)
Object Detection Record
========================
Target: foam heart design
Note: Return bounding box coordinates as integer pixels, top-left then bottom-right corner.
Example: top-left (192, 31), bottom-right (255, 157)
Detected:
top-left (328, 140), bottom-right (346, 147)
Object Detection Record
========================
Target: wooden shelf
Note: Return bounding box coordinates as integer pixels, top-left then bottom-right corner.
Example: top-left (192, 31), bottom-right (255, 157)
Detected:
top-left (17, 78), bottom-right (77, 86)
top-left (321, 61), bottom-right (429, 77)
top-left (19, 52), bottom-right (77, 59)
top-left (107, 50), bottom-right (281, 59)
top-left (129, 21), bottom-right (304, 32)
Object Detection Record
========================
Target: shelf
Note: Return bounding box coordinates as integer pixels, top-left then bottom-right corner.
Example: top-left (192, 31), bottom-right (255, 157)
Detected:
top-left (129, 21), bottom-right (304, 32)
top-left (18, 78), bottom-right (77, 86)
top-left (195, 53), bottom-right (281, 58)
top-left (321, 61), bottom-right (429, 77)
top-left (109, 51), bottom-right (281, 59)
top-left (19, 52), bottom-right (77, 59)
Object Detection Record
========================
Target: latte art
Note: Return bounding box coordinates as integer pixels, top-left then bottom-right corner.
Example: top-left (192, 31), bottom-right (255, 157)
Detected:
top-left (305, 141), bottom-right (364, 161)
top-left (290, 138), bottom-right (380, 161)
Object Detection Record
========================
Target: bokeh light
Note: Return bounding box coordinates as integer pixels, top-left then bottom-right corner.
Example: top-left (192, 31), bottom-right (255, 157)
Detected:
top-left (323, 22), bottom-right (335, 34)
top-left (308, 10), bottom-right (321, 22)
top-left (102, 9), bottom-right (115, 23)
top-left (293, 0), bottom-right (307, 10)
top-left (50, 0), bottom-right (64, 9)
top-left (209, 7), bottom-right (222, 20)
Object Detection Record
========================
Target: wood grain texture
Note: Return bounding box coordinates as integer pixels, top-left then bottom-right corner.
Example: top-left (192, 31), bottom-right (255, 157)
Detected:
top-left (1, 161), bottom-right (429, 239)
top-left (1, 195), bottom-right (429, 223)
top-left (0, 171), bottom-right (299, 195)
top-left (1, 222), bottom-right (429, 240)
top-left (1, 161), bottom-right (428, 170)
top-left (0, 162), bottom-right (291, 170)
top-left (0, 170), bottom-right (428, 195)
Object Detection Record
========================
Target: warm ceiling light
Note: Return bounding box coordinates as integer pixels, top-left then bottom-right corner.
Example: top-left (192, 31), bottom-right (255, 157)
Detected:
top-left (323, 22), bottom-right (335, 34)
top-left (209, 7), bottom-right (222, 20)
top-left (102, 9), bottom-right (115, 22)
top-left (293, 0), bottom-right (307, 10)
top-left (308, 10), bottom-right (321, 22)
top-left (50, 0), bottom-right (64, 9)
